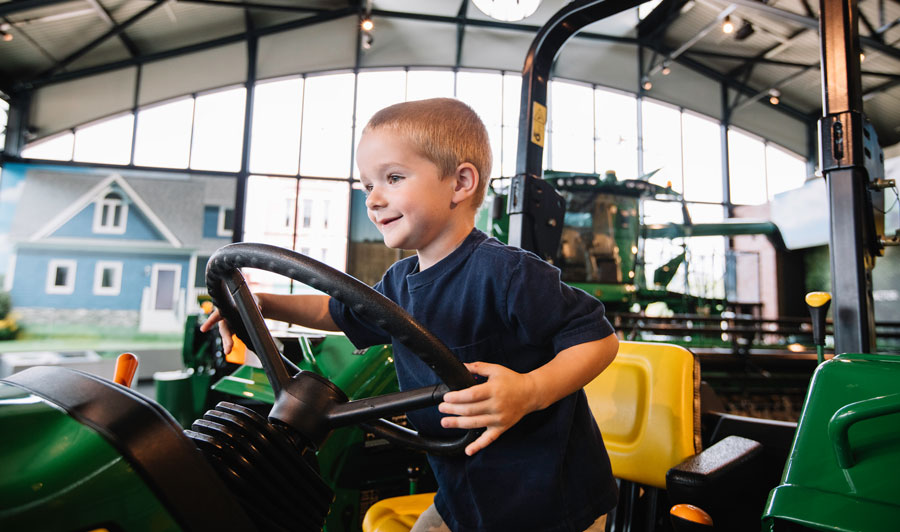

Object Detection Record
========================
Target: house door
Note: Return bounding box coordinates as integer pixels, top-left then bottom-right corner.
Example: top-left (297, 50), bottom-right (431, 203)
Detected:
top-left (140, 264), bottom-right (183, 332)
top-left (153, 266), bottom-right (178, 310)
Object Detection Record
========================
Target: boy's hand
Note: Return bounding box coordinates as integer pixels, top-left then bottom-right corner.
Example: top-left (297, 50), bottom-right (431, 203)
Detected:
top-left (199, 308), bottom-right (235, 354)
top-left (438, 361), bottom-right (540, 456)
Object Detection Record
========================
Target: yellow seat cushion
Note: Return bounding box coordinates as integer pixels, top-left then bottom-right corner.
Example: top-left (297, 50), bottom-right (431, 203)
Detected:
top-left (362, 492), bottom-right (435, 532)
top-left (584, 341), bottom-right (700, 489)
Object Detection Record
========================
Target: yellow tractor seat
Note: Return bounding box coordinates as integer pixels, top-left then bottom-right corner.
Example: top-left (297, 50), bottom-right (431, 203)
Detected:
top-left (361, 341), bottom-right (701, 531)
top-left (362, 493), bottom-right (436, 532)
top-left (585, 341), bottom-right (701, 488)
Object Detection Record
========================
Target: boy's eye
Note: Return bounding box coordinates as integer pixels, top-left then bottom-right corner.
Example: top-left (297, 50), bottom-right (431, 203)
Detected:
top-left (362, 184), bottom-right (373, 196)
top-left (388, 174), bottom-right (404, 184)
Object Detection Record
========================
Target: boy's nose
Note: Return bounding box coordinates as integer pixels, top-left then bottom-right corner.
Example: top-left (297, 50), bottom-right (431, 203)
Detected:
top-left (365, 187), bottom-right (384, 209)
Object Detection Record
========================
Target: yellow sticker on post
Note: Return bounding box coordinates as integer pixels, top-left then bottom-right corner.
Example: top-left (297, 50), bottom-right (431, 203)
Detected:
top-left (531, 101), bottom-right (547, 147)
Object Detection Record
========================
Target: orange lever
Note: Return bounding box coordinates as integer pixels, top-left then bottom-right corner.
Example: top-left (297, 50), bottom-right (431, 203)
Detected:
top-left (114, 353), bottom-right (139, 388)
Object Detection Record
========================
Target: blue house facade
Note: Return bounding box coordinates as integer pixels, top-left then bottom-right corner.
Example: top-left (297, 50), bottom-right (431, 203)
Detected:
top-left (5, 166), bottom-right (235, 333)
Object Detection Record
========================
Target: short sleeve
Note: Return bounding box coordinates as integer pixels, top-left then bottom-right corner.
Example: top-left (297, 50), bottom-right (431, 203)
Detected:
top-left (504, 252), bottom-right (615, 354)
top-left (328, 280), bottom-right (392, 349)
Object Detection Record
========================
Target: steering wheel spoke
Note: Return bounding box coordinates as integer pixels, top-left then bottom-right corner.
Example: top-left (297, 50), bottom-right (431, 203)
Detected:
top-left (207, 243), bottom-right (479, 454)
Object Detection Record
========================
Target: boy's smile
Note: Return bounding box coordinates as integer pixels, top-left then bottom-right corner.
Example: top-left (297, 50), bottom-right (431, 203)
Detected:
top-left (356, 128), bottom-right (477, 269)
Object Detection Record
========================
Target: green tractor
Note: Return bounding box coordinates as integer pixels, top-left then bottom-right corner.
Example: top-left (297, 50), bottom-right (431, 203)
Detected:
top-left (1, 0), bottom-right (897, 531)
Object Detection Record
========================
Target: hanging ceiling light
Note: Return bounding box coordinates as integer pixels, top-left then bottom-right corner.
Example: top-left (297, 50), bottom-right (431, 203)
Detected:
top-left (661, 62), bottom-right (671, 75)
top-left (642, 76), bottom-right (653, 91)
top-left (473, 0), bottom-right (542, 22)
top-left (721, 16), bottom-right (735, 34)
top-left (0, 23), bottom-right (12, 42)
top-left (768, 88), bottom-right (780, 105)
top-left (734, 20), bottom-right (755, 40)
top-left (361, 17), bottom-right (374, 32)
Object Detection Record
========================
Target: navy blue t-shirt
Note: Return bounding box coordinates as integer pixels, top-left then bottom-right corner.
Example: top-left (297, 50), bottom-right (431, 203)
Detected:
top-left (329, 229), bottom-right (618, 532)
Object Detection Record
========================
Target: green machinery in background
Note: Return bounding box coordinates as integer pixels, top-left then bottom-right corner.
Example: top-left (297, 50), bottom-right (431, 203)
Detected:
top-left (483, 169), bottom-right (780, 315)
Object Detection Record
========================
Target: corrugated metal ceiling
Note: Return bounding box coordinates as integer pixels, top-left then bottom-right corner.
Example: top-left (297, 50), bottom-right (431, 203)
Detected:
top-left (0, 0), bottom-right (897, 147)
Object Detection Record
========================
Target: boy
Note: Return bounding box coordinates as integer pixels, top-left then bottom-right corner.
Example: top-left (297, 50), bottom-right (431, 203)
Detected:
top-left (202, 98), bottom-right (619, 532)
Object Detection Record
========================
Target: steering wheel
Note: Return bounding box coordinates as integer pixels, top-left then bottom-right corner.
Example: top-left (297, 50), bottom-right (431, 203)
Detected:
top-left (206, 242), bottom-right (480, 455)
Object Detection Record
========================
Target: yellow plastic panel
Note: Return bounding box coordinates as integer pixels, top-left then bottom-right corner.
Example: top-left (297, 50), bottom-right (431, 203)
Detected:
top-left (585, 341), bottom-right (699, 489)
top-left (362, 493), bottom-right (435, 532)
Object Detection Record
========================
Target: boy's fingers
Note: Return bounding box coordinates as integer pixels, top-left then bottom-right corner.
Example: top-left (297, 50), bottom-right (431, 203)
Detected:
top-left (218, 320), bottom-right (234, 353)
top-left (198, 309), bottom-right (221, 332)
top-left (465, 428), bottom-right (501, 456)
top-left (441, 413), bottom-right (494, 430)
top-left (439, 400), bottom-right (491, 416)
top-left (442, 383), bottom-right (491, 404)
top-left (463, 361), bottom-right (503, 377)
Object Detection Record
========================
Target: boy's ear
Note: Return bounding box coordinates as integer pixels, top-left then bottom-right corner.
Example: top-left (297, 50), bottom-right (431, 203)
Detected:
top-left (451, 162), bottom-right (479, 206)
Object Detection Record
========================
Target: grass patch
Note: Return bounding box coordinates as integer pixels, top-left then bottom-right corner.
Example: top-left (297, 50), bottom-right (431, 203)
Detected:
top-left (1, 326), bottom-right (182, 355)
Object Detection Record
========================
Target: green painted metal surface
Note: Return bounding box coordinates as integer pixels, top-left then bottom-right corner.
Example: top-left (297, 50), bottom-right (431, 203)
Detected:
top-left (566, 282), bottom-right (636, 305)
top-left (763, 353), bottom-right (900, 531)
top-left (211, 364), bottom-right (277, 404)
top-left (0, 383), bottom-right (180, 531)
top-left (209, 334), bottom-right (399, 406)
top-left (642, 220), bottom-right (778, 239)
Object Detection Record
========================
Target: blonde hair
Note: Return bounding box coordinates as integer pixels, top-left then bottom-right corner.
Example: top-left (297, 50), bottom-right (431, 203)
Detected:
top-left (363, 98), bottom-right (492, 209)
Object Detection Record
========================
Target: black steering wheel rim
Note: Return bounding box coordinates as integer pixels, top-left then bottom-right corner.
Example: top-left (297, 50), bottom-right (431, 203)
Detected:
top-left (206, 242), bottom-right (479, 454)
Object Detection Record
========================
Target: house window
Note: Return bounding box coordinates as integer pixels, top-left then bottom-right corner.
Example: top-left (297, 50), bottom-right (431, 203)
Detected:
top-left (302, 199), bottom-right (313, 229)
top-left (284, 198), bottom-right (295, 230)
top-left (46, 259), bottom-right (77, 294)
top-left (93, 261), bottom-right (123, 296)
top-left (322, 200), bottom-right (330, 230)
top-left (218, 206), bottom-right (235, 238)
top-left (94, 192), bottom-right (128, 234)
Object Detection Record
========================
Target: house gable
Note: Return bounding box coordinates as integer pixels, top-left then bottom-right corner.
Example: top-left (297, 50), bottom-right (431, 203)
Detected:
top-left (31, 174), bottom-right (181, 247)
top-left (49, 196), bottom-right (166, 241)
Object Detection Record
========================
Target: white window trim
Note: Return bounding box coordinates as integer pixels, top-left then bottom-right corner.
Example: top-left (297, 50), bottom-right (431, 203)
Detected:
top-left (217, 206), bottom-right (234, 238)
top-left (93, 192), bottom-right (128, 234)
top-left (46, 259), bottom-right (77, 295)
top-left (93, 261), bottom-right (123, 296)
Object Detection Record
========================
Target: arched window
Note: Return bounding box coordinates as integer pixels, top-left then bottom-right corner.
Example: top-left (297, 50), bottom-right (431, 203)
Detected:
top-left (94, 191), bottom-right (128, 233)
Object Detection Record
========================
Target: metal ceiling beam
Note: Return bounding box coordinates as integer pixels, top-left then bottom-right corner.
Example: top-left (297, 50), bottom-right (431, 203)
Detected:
top-left (799, 0), bottom-right (817, 18)
top-left (637, 0), bottom-right (694, 41)
top-left (665, 49), bottom-right (813, 122)
top-left (37, 0), bottom-right (166, 79)
top-left (876, 16), bottom-right (899, 34)
top-left (688, 49), bottom-right (900, 79)
top-left (368, 8), bottom-right (637, 44)
top-left (687, 48), bottom-right (811, 68)
top-left (647, 5), bottom-right (736, 77)
top-left (862, 76), bottom-right (900, 99)
top-left (858, 9), bottom-right (883, 41)
top-left (730, 64), bottom-right (815, 114)
top-left (0, 0), bottom-right (74, 17)
top-left (455, 0), bottom-right (468, 68)
top-left (712, 0), bottom-right (900, 61)
top-left (174, 0), bottom-right (333, 15)
top-left (85, 0), bottom-right (140, 57)
top-left (19, 6), bottom-right (356, 90)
